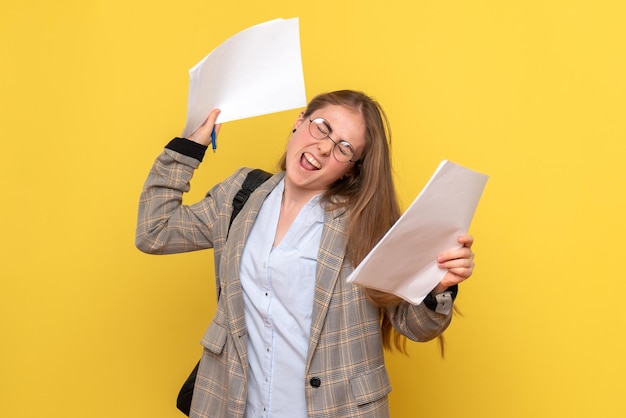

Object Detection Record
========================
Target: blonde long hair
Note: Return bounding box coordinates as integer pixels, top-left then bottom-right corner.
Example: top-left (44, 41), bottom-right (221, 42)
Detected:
top-left (279, 90), bottom-right (407, 352)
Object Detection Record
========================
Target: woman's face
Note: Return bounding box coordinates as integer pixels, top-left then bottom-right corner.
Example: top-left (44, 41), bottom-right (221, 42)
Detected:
top-left (284, 104), bottom-right (366, 197)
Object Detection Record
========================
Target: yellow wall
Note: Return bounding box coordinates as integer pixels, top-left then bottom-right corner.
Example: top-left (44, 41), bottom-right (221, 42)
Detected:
top-left (2, 1), bottom-right (625, 417)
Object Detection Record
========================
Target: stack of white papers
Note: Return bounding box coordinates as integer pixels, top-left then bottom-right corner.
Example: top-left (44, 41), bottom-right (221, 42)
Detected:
top-left (182, 18), bottom-right (307, 137)
top-left (346, 161), bottom-right (489, 305)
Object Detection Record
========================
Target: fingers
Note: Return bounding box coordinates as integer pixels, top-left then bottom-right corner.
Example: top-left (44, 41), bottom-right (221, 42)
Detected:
top-left (437, 234), bottom-right (474, 262)
top-left (437, 255), bottom-right (474, 289)
top-left (437, 246), bottom-right (473, 265)
top-left (435, 234), bottom-right (476, 290)
top-left (458, 234), bottom-right (474, 248)
top-left (206, 108), bottom-right (221, 131)
top-left (188, 108), bottom-right (221, 146)
top-left (438, 255), bottom-right (474, 277)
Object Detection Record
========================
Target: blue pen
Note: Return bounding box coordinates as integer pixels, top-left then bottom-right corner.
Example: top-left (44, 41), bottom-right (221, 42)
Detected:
top-left (211, 127), bottom-right (217, 153)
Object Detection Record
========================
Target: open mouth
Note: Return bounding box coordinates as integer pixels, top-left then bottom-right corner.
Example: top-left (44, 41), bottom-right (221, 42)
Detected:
top-left (301, 152), bottom-right (321, 170)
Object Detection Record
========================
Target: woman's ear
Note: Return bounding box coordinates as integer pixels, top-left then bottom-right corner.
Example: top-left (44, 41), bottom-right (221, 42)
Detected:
top-left (293, 111), bottom-right (306, 131)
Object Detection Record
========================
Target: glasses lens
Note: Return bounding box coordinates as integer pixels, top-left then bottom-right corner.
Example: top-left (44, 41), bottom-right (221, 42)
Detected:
top-left (334, 141), bottom-right (354, 162)
top-left (310, 118), bottom-right (330, 139)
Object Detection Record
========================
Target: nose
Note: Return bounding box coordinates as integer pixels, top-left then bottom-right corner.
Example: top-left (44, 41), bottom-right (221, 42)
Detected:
top-left (317, 137), bottom-right (334, 156)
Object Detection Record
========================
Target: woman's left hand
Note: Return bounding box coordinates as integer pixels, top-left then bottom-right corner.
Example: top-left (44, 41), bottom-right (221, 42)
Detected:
top-left (432, 234), bottom-right (475, 294)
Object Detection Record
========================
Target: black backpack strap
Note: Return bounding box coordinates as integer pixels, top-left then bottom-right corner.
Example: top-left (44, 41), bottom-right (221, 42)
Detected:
top-left (217, 169), bottom-right (272, 300)
top-left (229, 168), bottom-right (273, 230)
top-left (219, 168), bottom-right (271, 297)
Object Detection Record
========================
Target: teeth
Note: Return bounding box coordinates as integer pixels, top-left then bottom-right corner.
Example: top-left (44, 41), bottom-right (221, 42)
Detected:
top-left (304, 153), bottom-right (321, 169)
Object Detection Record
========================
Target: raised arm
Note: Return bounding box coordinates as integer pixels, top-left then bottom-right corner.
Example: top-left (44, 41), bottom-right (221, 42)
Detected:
top-left (135, 110), bottom-right (223, 254)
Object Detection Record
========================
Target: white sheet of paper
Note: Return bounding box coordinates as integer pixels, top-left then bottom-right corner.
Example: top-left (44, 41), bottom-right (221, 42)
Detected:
top-left (346, 161), bottom-right (489, 305)
top-left (182, 18), bottom-right (307, 137)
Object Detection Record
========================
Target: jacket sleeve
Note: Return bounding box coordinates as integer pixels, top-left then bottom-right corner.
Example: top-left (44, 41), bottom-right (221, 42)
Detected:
top-left (135, 136), bottom-right (251, 255)
top-left (385, 300), bottom-right (453, 342)
top-left (135, 143), bottom-right (222, 254)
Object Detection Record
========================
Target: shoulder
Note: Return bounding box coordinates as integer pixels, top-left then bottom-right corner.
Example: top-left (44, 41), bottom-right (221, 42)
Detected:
top-left (206, 168), bottom-right (284, 211)
top-left (206, 168), bottom-right (254, 199)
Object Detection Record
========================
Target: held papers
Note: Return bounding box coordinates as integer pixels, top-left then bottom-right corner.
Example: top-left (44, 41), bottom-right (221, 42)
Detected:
top-left (182, 18), bottom-right (307, 138)
top-left (346, 161), bottom-right (489, 305)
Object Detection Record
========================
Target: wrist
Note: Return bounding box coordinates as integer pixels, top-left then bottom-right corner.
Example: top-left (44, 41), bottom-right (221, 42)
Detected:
top-left (432, 283), bottom-right (449, 295)
top-left (165, 137), bottom-right (208, 162)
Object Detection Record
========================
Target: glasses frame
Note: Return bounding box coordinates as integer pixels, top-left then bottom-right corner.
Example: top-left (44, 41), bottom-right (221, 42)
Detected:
top-left (308, 117), bottom-right (358, 163)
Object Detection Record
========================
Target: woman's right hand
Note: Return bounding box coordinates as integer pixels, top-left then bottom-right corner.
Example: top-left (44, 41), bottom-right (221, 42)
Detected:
top-left (188, 108), bottom-right (221, 146)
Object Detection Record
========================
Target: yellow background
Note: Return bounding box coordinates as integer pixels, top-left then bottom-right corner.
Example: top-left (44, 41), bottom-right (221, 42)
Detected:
top-left (2, 1), bottom-right (625, 417)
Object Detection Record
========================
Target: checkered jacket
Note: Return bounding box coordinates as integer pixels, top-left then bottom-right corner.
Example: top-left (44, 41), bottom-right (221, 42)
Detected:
top-left (136, 148), bottom-right (453, 418)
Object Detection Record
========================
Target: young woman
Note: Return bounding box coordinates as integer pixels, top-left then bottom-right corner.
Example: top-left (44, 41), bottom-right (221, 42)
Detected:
top-left (136, 90), bottom-right (475, 418)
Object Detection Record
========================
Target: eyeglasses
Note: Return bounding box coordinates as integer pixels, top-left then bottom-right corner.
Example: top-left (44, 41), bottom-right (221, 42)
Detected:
top-left (308, 117), bottom-right (357, 163)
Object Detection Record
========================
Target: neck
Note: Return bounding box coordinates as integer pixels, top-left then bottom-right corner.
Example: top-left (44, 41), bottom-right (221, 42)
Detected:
top-left (273, 182), bottom-right (321, 247)
top-left (281, 181), bottom-right (322, 212)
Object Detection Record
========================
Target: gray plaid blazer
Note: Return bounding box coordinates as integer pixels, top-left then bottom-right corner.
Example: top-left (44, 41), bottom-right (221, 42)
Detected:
top-left (136, 149), bottom-right (452, 418)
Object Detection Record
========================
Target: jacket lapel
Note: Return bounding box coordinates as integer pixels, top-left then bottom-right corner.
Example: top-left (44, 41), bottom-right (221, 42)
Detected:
top-left (306, 206), bottom-right (348, 367)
